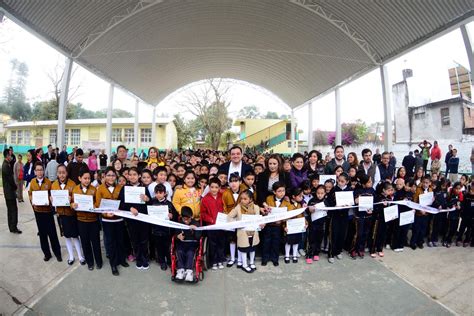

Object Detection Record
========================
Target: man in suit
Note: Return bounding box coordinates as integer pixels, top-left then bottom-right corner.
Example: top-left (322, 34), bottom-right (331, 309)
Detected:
top-left (218, 146), bottom-right (252, 180)
top-left (2, 149), bottom-right (21, 234)
top-left (402, 151), bottom-right (416, 178)
top-left (42, 144), bottom-right (54, 167)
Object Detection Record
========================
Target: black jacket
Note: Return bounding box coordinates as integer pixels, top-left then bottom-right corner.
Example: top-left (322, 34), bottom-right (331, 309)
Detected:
top-left (402, 155), bottom-right (416, 177)
top-left (256, 171), bottom-right (291, 207)
top-left (2, 160), bottom-right (17, 200)
top-left (218, 161), bottom-right (253, 178)
top-left (150, 198), bottom-right (179, 236)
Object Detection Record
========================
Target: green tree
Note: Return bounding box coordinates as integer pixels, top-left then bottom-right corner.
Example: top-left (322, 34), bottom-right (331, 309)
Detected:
top-left (180, 79), bottom-right (233, 150)
top-left (238, 105), bottom-right (260, 119)
top-left (0, 59), bottom-right (32, 121)
top-left (263, 111), bottom-right (279, 119)
top-left (173, 114), bottom-right (195, 150)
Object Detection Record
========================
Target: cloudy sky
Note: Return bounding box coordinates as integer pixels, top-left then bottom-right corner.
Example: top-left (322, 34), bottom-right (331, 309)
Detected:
top-left (0, 18), bottom-right (472, 138)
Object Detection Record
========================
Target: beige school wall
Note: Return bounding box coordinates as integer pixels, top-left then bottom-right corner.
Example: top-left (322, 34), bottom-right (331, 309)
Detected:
top-left (4, 117), bottom-right (178, 153)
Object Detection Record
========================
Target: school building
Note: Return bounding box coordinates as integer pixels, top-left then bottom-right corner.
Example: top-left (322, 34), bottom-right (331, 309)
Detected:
top-left (234, 118), bottom-right (299, 154)
top-left (4, 117), bottom-right (177, 153)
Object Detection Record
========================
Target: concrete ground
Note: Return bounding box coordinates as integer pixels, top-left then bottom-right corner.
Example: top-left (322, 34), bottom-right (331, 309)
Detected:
top-left (0, 191), bottom-right (472, 315)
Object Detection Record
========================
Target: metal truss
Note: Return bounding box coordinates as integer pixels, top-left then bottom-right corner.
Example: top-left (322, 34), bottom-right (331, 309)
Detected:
top-left (73, 0), bottom-right (164, 58)
top-left (289, 0), bottom-right (381, 65)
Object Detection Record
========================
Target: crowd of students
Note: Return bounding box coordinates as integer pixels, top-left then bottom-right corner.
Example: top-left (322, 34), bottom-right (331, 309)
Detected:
top-left (3, 143), bottom-right (473, 282)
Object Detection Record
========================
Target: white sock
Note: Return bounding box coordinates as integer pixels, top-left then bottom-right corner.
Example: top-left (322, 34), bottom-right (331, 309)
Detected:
top-left (237, 249), bottom-right (242, 264)
top-left (285, 243), bottom-right (291, 257)
top-left (292, 244), bottom-right (299, 257)
top-left (65, 238), bottom-right (74, 261)
top-left (73, 238), bottom-right (84, 261)
top-left (230, 243), bottom-right (236, 262)
top-left (249, 251), bottom-right (255, 265)
top-left (240, 251), bottom-right (247, 267)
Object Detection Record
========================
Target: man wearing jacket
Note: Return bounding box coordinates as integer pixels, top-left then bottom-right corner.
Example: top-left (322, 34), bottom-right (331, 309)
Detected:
top-left (2, 149), bottom-right (21, 234)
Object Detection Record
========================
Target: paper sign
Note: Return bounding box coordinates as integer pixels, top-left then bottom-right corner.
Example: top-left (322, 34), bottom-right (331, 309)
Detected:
top-left (336, 191), bottom-right (354, 206)
top-left (320, 175), bottom-right (336, 184)
top-left (399, 210), bottom-right (415, 226)
top-left (419, 192), bottom-right (434, 206)
top-left (147, 205), bottom-right (169, 220)
top-left (286, 217), bottom-right (306, 235)
top-left (270, 207), bottom-right (287, 214)
top-left (241, 214), bottom-right (262, 231)
top-left (98, 198), bottom-right (120, 211)
top-left (51, 190), bottom-right (70, 207)
top-left (358, 196), bottom-right (373, 212)
top-left (32, 190), bottom-right (49, 206)
top-left (311, 202), bottom-right (327, 221)
top-left (216, 212), bottom-right (234, 231)
top-left (74, 194), bottom-right (94, 211)
top-left (124, 186), bottom-right (146, 204)
top-left (384, 205), bottom-right (399, 222)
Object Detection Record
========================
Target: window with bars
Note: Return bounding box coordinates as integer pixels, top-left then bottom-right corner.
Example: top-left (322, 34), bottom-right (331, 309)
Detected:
top-left (440, 108), bottom-right (450, 126)
top-left (70, 129), bottom-right (81, 146)
top-left (24, 130), bottom-right (31, 145)
top-left (124, 129), bottom-right (134, 143)
top-left (49, 129), bottom-right (57, 146)
top-left (140, 128), bottom-right (152, 144)
top-left (17, 130), bottom-right (23, 144)
top-left (64, 129), bottom-right (69, 145)
top-left (10, 130), bottom-right (16, 144)
top-left (112, 128), bottom-right (122, 142)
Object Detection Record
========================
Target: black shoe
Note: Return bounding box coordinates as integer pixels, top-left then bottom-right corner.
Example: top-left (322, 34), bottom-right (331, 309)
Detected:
top-left (111, 266), bottom-right (119, 276)
top-left (292, 257), bottom-right (298, 263)
top-left (261, 261), bottom-right (267, 266)
top-left (284, 257), bottom-right (290, 264)
top-left (410, 244), bottom-right (417, 250)
top-left (56, 256), bottom-right (63, 262)
top-left (273, 261), bottom-right (279, 267)
top-left (227, 260), bottom-right (235, 267)
top-left (88, 265), bottom-right (94, 271)
top-left (417, 243), bottom-right (424, 249)
top-left (12, 229), bottom-right (22, 234)
top-left (160, 262), bottom-right (167, 271)
top-left (242, 266), bottom-right (254, 273)
top-left (67, 259), bottom-right (75, 265)
top-left (96, 263), bottom-right (103, 270)
top-left (43, 255), bottom-right (52, 262)
top-left (80, 260), bottom-right (86, 266)
top-left (120, 261), bottom-right (129, 268)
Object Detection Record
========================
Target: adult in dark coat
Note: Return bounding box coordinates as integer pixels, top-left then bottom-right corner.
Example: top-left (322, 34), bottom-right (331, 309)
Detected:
top-left (2, 149), bottom-right (21, 233)
top-left (256, 154), bottom-right (291, 206)
top-left (401, 151), bottom-right (416, 178)
top-left (218, 146), bottom-right (252, 180)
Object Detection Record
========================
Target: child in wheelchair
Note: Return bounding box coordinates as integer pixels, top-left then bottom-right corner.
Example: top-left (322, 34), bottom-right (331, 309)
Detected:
top-left (175, 206), bottom-right (202, 282)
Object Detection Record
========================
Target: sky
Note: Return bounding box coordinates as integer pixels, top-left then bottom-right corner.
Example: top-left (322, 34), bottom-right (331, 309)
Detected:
top-left (0, 17), bottom-right (472, 139)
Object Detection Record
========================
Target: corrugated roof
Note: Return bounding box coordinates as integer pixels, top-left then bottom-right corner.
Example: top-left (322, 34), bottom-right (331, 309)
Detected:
top-left (0, 0), bottom-right (472, 108)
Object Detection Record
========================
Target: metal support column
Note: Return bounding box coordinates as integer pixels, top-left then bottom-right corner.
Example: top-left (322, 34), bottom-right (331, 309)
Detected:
top-left (460, 24), bottom-right (474, 96)
top-left (151, 105), bottom-right (157, 147)
top-left (106, 84), bottom-right (114, 160)
top-left (290, 109), bottom-right (295, 155)
top-left (307, 102), bottom-right (313, 151)
top-left (380, 64), bottom-right (393, 152)
top-left (57, 57), bottom-right (72, 150)
top-left (134, 99), bottom-right (139, 153)
top-left (335, 88), bottom-right (342, 146)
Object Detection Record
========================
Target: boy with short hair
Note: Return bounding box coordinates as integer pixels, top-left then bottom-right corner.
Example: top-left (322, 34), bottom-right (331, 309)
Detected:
top-left (151, 166), bottom-right (173, 201)
top-left (411, 175), bottom-right (432, 249)
top-left (66, 148), bottom-right (89, 185)
top-left (174, 206), bottom-right (201, 282)
top-left (240, 170), bottom-right (257, 201)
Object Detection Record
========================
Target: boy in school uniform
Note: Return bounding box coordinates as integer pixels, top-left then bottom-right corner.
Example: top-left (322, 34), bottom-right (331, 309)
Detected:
top-left (222, 172), bottom-right (242, 267)
top-left (29, 161), bottom-right (62, 262)
top-left (262, 181), bottom-right (292, 266)
top-left (150, 183), bottom-right (178, 271)
top-left (201, 177), bottom-right (227, 270)
top-left (174, 206), bottom-right (202, 282)
top-left (240, 170), bottom-right (257, 202)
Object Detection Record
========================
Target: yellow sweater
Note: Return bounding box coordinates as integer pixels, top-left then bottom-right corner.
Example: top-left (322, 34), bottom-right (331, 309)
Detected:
top-left (172, 186), bottom-right (201, 219)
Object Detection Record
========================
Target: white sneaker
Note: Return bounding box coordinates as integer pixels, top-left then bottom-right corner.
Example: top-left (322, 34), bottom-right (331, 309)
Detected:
top-left (298, 249), bottom-right (305, 257)
top-left (328, 257), bottom-right (335, 264)
top-left (385, 245), bottom-right (391, 250)
top-left (394, 248), bottom-right (402, 252)
top-left (212, 264), bottom-right (218, 270)
top-left (218, 263), bottom-right (225, 269)
top-left (336, 254), bottom-right (343, 260)
top-left (176, 269), bottom-right (185, 280)
top-left (185, 269), bottom-right (194, 282)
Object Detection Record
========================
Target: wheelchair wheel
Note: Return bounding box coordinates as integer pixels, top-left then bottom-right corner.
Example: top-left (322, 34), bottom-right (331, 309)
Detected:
top-left (202, 236), bottom-right (210, 271)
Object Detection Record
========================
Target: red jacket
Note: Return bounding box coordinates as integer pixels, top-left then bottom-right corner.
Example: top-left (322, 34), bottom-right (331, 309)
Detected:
top-left (430, 146), bottom-right (442, 161)
top-left (200, 192), bottom-right (224, 225)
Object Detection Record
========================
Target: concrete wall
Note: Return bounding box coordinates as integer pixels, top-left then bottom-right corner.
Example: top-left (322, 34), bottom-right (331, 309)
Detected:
top-left (393, 80), bottom-right (410, 142)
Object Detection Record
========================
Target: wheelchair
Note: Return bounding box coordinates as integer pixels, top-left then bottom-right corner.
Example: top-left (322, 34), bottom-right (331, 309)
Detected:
top-left (170, 235), bottom-right (206, 283)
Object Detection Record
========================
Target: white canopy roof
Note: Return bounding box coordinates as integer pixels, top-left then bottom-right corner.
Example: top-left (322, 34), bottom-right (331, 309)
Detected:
top-left (1, 0), bottom-right (472, 108)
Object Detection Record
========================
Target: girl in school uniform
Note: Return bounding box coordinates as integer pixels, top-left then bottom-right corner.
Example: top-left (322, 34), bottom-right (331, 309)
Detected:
top-left (443, 182), bottom-right (463, 247)
top-left (222, 172), bottom-right (242, 267)
top-left (95, 166), bottom-right (128, 276)
top-left (227, 190), bottom-right (262, 273)
top-left (352, 174), bottom-right (375, 258)
top-left (306, 185), bottom-right (327, 263)
top-left (71, 168), bottom-right (102, 271)
top-left (172, 170), bottom-right (201, 219)
top-left (284, 187), bottom-right (308, 263)
top-left (119, 167), bottom-right (152, 270)
top-left (369, 181), bottom-right (394, 258)
top-left (327, 173), bottom-right (353, 263)
top-left (51, 164), bottom-right (84, 265)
